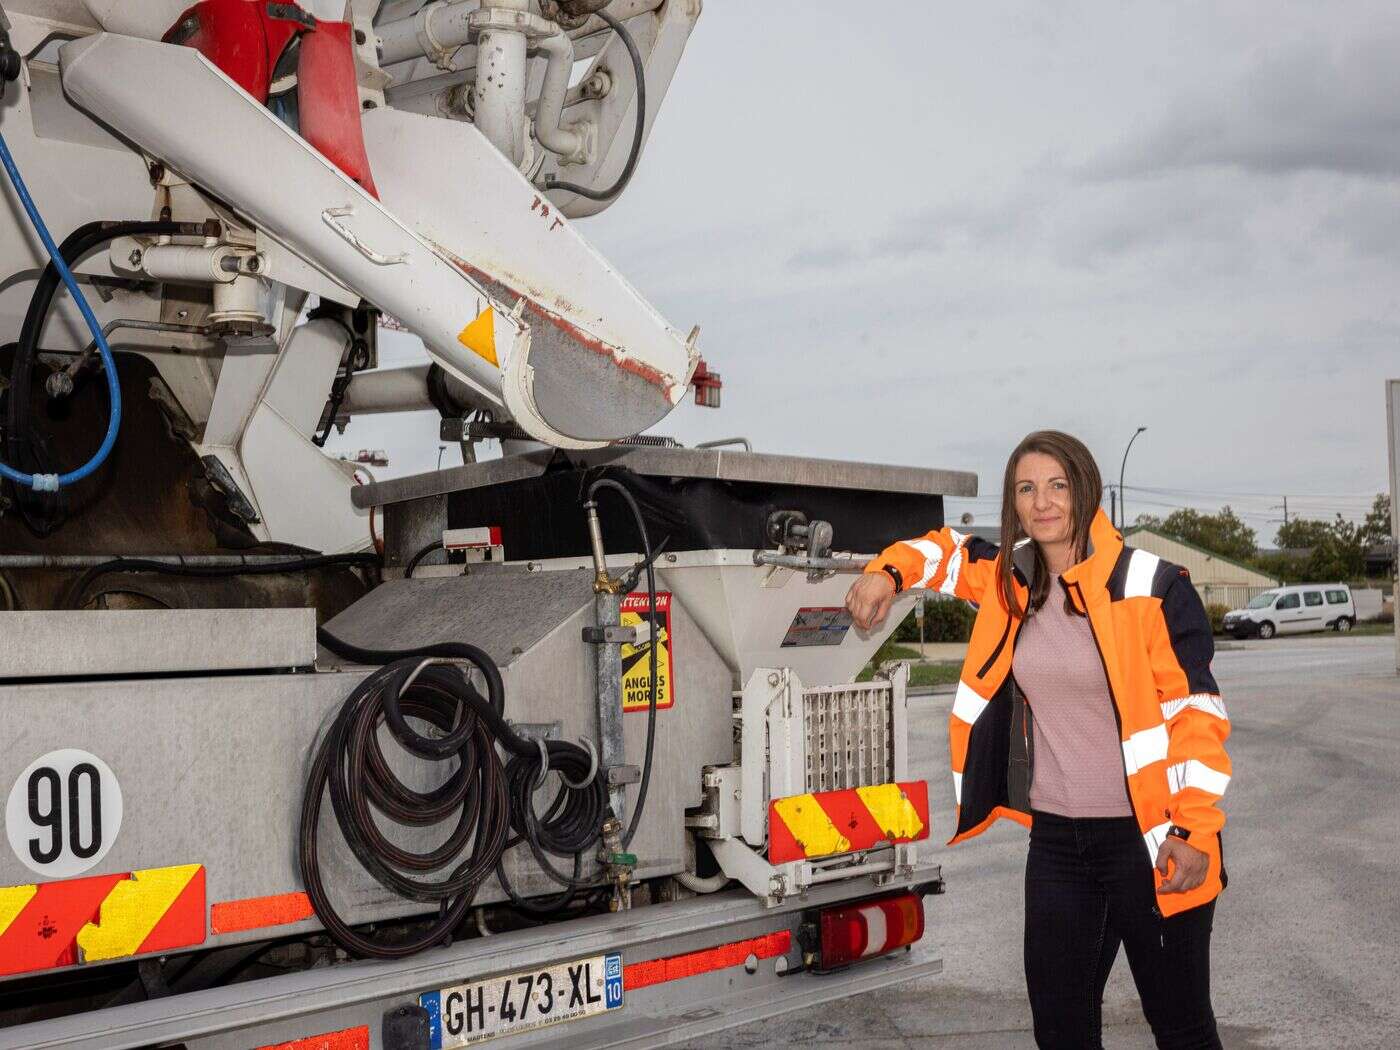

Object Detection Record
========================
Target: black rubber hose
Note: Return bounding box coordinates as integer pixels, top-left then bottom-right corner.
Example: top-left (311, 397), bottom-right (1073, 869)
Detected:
top-left (309, 626), bottom-right (609, 958)
top-left (405, 539), bottom-right (443, 578)
top-left (61, 553), bottom-right (381, 610)
top-left (6, 219), bottom-right (202, 536)
top-left (544, 9), bottom-right (646, 202)
top-left (585, 477), bottom-right (658, 849)
top-left (10, 220), bottom-right (197, 451)
top-left (299, 659), bottom-right (507, 958)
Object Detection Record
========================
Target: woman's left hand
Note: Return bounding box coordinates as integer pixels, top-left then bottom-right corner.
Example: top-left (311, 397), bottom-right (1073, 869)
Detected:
top-left (1155, 836), bottom-right (1209, 893)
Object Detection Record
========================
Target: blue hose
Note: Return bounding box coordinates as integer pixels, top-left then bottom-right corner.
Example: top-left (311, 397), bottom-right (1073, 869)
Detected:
top-left (0, 129), bottom-right (121, 491)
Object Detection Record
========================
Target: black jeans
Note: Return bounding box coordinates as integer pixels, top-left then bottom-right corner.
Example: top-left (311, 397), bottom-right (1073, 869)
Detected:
top-left (1024, 809), bottom-right (1221, 1050)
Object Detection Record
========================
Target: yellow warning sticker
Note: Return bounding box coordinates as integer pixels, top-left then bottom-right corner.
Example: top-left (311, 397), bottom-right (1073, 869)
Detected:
top-left (620, 592), bottom-right (675, 712)
top-left (457, 306), bottom-right (498, 367)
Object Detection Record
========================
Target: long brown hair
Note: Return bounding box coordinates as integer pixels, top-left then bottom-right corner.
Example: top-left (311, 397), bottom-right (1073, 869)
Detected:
top-left (996, 430), bottom-right (1104, 619)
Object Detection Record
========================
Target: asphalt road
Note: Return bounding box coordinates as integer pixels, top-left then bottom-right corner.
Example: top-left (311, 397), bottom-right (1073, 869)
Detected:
top-left (702, 634), bottom-right (1400, 1049)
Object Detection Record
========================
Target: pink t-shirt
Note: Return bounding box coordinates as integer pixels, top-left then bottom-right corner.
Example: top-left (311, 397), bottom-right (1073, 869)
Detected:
top-left (1011, 593), bottom-right (1133, 819)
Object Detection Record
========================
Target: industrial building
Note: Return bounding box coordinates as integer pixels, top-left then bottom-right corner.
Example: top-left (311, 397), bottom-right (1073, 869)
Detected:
top-left (1124, 526), bottom-right (1280, 610)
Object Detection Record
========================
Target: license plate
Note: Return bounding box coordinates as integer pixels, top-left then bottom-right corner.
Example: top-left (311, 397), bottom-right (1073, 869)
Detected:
top-left (421, 953), bottom-right (624, 1048)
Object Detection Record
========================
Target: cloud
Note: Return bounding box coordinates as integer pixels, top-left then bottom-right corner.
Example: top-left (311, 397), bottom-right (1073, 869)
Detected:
top-left (871, 200), bottom-right (1037, 260)
top-left (787, 241), bottom-right (861, 270)
top-left (1086, 33), bottom-right (1400, 180)
top-left (1317, 182), bottom-right (1400, 261)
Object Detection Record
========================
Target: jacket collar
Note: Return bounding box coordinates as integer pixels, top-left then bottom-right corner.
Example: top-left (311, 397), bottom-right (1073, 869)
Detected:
top-left (1009, 508), bottom-right (1124, 602)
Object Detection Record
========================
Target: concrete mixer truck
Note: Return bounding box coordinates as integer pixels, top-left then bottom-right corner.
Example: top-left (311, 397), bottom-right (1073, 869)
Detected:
top-left (0, 4), bottom-right (975, 1047)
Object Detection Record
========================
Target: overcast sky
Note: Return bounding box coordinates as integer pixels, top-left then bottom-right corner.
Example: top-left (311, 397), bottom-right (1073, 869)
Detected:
top-left (333, 0), bottom-right (1400, 544)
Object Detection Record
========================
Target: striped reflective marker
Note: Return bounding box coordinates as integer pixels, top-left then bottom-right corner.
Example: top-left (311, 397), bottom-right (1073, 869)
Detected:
top-left (77, 864), bottom-right (205, 961)
top-left (0, 864), bottom-right (205, 975)
top-left (770, 794), bottom-right (851, 858)
top-left (769, 781), bottom-right (929, 864)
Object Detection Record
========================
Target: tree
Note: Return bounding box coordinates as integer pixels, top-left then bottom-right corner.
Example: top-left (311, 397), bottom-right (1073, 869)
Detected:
top-left (1275, 518), bottom-right (1333, 549)
top-left (1362, 493), bottom-right (1392, 547)
top-left (1147, 506), bottom-right (1257, 562)
top-left (1257, 515), bottom-right (1367, 582)
top-left (1306, 516), bottom-right (1366, 581)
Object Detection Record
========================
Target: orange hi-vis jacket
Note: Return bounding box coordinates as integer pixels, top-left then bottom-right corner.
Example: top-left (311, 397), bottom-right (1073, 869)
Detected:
top-left (866, 508), bottom-right (1231, 917)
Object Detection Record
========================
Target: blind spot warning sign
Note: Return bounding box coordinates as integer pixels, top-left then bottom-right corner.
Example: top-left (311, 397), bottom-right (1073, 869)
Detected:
top-left (621, 592), bottom-right (675, 712)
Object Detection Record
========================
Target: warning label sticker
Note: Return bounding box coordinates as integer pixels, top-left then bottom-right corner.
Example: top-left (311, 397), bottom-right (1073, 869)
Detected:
top-left (621, 592), bottom-right (674, 712)
top-left (781, 607), bottom-right (853, 647)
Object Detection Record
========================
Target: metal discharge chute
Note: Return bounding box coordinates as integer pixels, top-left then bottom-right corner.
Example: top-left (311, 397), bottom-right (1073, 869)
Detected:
top-left (59, 30), bottom-right (693, 448)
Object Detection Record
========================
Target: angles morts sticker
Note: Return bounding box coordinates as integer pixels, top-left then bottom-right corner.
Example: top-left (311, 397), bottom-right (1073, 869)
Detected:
top-left (620, 592), bottom-right (674, 713)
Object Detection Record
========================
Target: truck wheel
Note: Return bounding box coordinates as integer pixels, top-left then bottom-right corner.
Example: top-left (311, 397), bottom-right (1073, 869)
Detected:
top-left (1258, 621), bottom-right (1276, 639)
top-left (1335, 617), bottom-right (1353, 633)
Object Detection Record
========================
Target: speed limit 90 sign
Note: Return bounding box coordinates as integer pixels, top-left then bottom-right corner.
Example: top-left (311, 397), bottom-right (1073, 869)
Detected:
top-left (6, 749), bottom-right (123, 878)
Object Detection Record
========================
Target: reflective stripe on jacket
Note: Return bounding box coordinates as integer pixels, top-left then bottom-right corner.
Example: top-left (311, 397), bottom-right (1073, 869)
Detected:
top-left (865, 508), bottom-right (1230, 917)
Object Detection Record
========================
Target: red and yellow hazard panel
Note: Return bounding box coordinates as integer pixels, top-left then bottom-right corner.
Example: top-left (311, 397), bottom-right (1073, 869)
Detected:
top-left (768, 781), bottom-right (930, 864)
top-left (0, 864), bottom-right (205, 976)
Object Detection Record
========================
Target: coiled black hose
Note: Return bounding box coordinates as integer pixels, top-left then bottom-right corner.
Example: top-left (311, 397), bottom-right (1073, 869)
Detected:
top-left (307, 628), bottom-right (609, 959)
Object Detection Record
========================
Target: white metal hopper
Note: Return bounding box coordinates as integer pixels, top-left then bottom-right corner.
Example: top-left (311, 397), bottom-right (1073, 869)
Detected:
top-left (356, 447), bottom-right (980, 689)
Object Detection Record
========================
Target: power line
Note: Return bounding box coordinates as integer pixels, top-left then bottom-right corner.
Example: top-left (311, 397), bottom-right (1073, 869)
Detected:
top-left (953, 486), bottom-right (1378, 504)
top-left (1123, 483), bottom-right (1378, 500)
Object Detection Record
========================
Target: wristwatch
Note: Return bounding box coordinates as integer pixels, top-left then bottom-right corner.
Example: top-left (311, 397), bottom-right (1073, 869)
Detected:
top-left (1167, 825), bottom-right (1191, 842)
top-left (880, 564), bottom-right (904, 593)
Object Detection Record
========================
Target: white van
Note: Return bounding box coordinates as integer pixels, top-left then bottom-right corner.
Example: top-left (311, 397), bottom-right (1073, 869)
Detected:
top-left (1221, 583), bottom-right (1356, 639)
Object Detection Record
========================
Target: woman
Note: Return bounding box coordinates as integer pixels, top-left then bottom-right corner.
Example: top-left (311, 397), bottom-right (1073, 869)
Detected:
top-left (845, 430), bottom-right (1229, 1050)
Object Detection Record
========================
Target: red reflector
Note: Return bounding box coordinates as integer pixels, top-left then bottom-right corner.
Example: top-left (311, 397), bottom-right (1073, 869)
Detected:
top-left (211, 891), bottom-right (314, 934)
top-left (624, 930), bottom-right (790, 990)
top-left (818, 893), bottom-right (925, 969)
top-left (256, 1024), bottom-right (368, 1050)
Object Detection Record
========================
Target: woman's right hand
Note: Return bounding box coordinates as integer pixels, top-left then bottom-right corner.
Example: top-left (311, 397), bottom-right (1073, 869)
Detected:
top-left (845, 572), bottom-right (897, 632)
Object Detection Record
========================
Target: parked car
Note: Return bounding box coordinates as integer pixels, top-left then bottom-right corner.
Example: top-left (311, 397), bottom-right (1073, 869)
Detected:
top-left (1221, 584), bottom-right (1356, 639)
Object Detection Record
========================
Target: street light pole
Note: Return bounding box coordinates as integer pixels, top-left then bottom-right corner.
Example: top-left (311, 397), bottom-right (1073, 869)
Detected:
top-left (1118, 427), bottom-right (1147, 529)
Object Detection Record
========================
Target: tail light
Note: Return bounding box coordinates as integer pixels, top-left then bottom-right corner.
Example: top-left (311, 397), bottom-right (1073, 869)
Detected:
top-left (816, 892), bottom-right (925, 971)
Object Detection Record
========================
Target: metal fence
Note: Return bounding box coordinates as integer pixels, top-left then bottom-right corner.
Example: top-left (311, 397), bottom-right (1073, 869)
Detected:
top-left (1195, 583), bottom-right (1273, 611)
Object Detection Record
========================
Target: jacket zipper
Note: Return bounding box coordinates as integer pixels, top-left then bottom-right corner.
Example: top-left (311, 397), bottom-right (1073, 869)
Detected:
top-left (976, 615), bottom-right (1014, 679)
top-left (977, 566), bottom-right (1031, 680)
